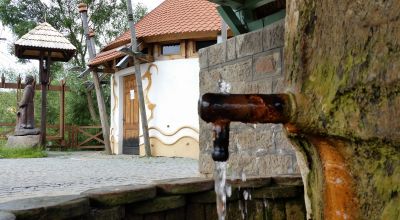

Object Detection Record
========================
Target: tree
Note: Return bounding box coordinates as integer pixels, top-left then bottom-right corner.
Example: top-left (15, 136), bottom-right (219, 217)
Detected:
top-left (0, 0), bottom-right (147, 125)
top-left (0, 0), bottom-right (147, 67)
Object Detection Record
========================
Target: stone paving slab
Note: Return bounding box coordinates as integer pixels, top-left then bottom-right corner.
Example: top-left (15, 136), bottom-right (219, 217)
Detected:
top-left (0, 151), bottom-right (199, 203)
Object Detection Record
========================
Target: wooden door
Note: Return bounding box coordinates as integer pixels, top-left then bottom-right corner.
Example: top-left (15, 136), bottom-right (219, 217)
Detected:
top-left (123, 74), bottom-right (139, 155)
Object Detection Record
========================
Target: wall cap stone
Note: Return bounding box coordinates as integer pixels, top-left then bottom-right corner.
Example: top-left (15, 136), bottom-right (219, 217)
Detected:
top-left (0, 211), bottom-right (15, 220)
top-left (228, 177), bottom-right (272, 188)
top-left (131, 195), bottom-right (186, 214)
top-left (82, 184), bottom-right (156, 207)
top-left (155, 177), bottom-right (214, 194)
top-left (0, 195), bottom-right (89, 220)
top-left (252, 185), bottom-right (303, 199)
top-left (272, 175), bottom-right (303, 186)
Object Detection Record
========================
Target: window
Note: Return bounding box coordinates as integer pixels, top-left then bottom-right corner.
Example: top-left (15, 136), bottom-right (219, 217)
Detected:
top-left (161, 43), bottom-right (181, 55)
top-left (196, 40), bottom-right (217, 51)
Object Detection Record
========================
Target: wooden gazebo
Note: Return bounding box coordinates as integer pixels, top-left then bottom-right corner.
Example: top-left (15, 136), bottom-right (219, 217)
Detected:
top-left (14, 22), bottom-right (76, 146)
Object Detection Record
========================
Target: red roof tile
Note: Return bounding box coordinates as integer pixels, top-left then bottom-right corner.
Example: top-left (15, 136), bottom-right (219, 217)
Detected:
top-left (89, 47), bottom-right (125, 66)
top-left (89, 0), bottom-right (220, 67)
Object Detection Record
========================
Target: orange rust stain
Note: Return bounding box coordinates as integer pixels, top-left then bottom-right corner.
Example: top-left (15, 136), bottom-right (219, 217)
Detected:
top-left (309, 138), bottom-right (359, 220)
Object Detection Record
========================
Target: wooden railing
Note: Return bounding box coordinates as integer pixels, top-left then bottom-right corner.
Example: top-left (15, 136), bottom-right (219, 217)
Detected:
top-left (69, 126), bottom-right (104, 149)
top-left (0, 123), bottom-right (104, 149)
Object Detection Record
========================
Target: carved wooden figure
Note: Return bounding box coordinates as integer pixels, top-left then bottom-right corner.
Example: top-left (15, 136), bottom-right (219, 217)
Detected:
top-left (17, 75), bottom-right (35, 130)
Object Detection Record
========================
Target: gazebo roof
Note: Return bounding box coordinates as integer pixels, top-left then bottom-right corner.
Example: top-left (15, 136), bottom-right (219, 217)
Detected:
top-left (15, 22), bottom-right (76, 62)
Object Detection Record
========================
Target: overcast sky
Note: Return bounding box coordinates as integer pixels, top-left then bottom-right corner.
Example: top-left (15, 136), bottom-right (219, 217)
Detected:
top-left (0, 0), bottom-right (165, 74)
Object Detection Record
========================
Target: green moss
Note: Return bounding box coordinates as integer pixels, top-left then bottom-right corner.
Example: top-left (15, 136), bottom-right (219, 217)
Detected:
top-left (381, 196), bottom-right (400, 220)
top-left (341, 140), bottom-right (400, 219)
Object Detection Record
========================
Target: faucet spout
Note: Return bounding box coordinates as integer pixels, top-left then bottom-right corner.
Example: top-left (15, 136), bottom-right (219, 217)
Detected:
top-left (199, 93), bottom-right (293, 162)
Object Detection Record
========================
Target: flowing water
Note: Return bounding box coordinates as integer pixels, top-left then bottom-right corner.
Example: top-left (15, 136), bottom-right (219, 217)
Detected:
top-left (214, 162), bottom-right (228, 220)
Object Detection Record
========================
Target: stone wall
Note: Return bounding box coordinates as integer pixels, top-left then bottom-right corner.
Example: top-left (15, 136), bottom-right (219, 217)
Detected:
top-left (198, 20), bottom-right (300, 177)
top-left (0, 177), bottom-right (305, 220)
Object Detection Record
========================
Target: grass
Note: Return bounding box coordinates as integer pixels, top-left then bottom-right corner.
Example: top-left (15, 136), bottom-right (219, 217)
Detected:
top-left (0, 140), bottom-right (48, 159)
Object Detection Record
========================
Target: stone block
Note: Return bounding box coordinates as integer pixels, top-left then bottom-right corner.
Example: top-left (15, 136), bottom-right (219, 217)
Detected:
top-left (185, 203), bottom-right (205, 220)
top-left (227, 153), bottom-right (262, 177)
top-left (272, 176), bottom-right (303, 186)
top-left (273, 77), bottom-right (286, 93)
top-left (155, 177), bottom-right (214, 194)
top-left (0, 195), bottom-right (89, 220)
top-left (142, 212), bottom-right (164, 220)
top-left (228, 177), bottom-right (271, 189)
top-left (6, 135), bottom-right (40, 148)
top-left (227, 201), bottom-right (242, 220)
top-left (89, 206), bottom-right (125, 220)
top-left (188, 190), bottom-right (216, 204)
top-left (82, 184), bottom-right (156, 207)
top-left (208, 42), bottom-right (226, 66)
top-left (236, 30), bottom-right (263, 58)
top-left (285, 198), bottom-right (306, 220)
top-left (204, 204), bottom-right (218, 220)
top-left (165, 207), bottom-right (185, 220)
top-left (189, 189), bottom-right (240, 203)
top-left (252, 186), bottom-right (302, 199)
top-left (131, 196), bottom-right (185, 214)
top-left (258, 155), bottom-right (293, 176)
top-left (221, 58), bottom-right (253, 82)
top-left (229, 131), bottom-right (257, 151)
top-left (198, 153), bottom-right (214, 175)
top-left (246, 200), bottom-right (265, 220)
top-left (226, 37), bottom-right (236, 61)
top-left (252, 51), bottom-right (281, 80)
top-left (262, 20), bottom-right (285, 51)
top-left (124, 213), bottom-right (143, 220)
top-left (271, 201), bottom-right (286, 220)
top-left (229, 80), bottom-right (273, 94)
top-left (0, 211), bottom-right (15, 220)
top-left (198, 48), bottom-right (209, 69)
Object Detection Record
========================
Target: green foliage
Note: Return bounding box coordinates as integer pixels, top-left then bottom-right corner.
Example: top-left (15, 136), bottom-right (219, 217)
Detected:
top-left (0, 140), bottom-right (47, 158)
top-left (0, 0), bottom-right (147, 67)
top-left (0, 0), bottom-right (147, 126)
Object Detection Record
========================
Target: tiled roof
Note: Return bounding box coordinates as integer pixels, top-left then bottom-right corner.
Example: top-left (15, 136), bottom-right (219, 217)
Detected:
top-left (104, 0), bottom-right (220, 51)
top-left (15, 22), bottom-right (76, 51)
top-left (89, 0), bottom-right (220, 66)
top-left (89, 47), bottom-right (125, 66)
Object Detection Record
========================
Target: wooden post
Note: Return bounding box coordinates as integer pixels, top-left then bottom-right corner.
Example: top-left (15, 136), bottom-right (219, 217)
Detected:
top-left (125, 0), bottom-right (152, 157)
top-left (39, 53), bottom-right (50, 147)
top-left (60, 79), bottom-right (65, 142)
top-left (78, 3), bottom-right (112, 154)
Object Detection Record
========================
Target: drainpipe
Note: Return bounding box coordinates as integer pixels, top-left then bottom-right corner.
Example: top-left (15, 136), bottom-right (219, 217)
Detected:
top-left (78, 3), bottom-right (112, 154)
top-left (125, 0), bottom-right (152, 157)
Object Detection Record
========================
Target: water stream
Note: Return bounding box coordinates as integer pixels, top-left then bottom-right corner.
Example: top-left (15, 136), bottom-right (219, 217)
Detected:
top-left (214, 161), bottom-right (228, 220)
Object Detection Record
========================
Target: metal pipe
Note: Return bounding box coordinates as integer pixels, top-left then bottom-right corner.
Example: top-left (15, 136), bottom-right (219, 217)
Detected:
top-left (199, 93), bottom-right (292, 161)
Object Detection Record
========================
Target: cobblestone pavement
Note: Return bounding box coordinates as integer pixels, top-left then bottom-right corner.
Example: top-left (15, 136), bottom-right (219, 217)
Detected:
top-left (0, 151), bottom-right (199, 202)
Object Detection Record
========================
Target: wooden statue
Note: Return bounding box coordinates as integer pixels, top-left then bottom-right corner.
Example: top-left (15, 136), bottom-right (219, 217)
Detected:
top-left (15, 75), bottom-right (39, 135)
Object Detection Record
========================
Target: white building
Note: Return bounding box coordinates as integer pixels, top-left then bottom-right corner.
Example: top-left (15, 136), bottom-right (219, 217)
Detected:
top-left (89, 0), bottom-right (225, 158)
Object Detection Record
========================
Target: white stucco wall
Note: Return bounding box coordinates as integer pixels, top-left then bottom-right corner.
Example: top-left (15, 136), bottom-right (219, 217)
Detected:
top-left (110, 58), bottom-right (200, 156)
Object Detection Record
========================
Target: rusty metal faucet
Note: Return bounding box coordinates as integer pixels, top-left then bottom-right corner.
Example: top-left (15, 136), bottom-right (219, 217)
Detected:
top-left (199, 93), bottom-right (293, 162)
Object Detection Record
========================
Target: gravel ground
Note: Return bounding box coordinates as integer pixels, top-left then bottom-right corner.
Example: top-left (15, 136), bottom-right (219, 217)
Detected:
top-left (0, 151), bottom-right (199, 202)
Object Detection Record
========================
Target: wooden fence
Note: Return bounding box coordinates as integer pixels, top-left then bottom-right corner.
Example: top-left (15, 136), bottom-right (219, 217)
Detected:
top-left (0, 123), bottom-right (104, 149)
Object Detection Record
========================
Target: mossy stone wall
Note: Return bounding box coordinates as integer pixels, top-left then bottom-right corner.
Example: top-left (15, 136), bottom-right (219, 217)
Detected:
top-left (284, 0), bottom-right (400, 219)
